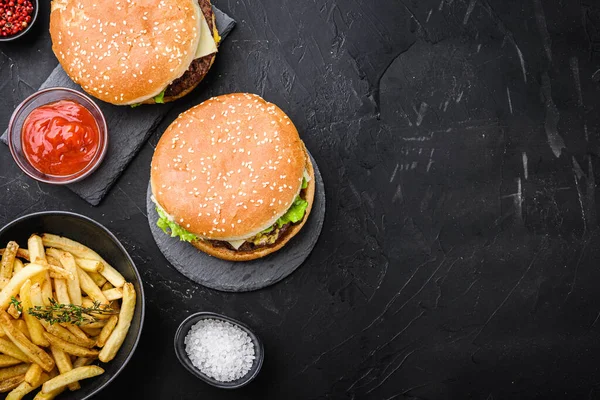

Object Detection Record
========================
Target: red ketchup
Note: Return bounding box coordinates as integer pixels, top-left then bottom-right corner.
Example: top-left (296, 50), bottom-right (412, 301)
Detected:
top-left (21, 100), bottom-right (100, 176)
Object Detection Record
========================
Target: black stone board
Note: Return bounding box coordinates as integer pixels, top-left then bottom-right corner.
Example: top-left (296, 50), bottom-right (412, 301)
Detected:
top-left (146, 152), bottom-right (325, 292)
top-left (0, 6), bottom-right (236, 206)
top-left (146, 153), bottom-right (325, 292)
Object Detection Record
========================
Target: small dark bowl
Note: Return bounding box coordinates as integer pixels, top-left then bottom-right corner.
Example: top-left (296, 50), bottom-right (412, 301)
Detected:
top-left (0, 0), bottom-right (39, 42)
top-left (0, 211), bottom-right (145, 400)
top-left (174, 312), bottom-right (264, 389)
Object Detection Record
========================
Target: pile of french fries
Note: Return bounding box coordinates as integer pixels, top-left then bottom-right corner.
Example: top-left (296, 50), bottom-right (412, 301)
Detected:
top-left (0, 233), bottom-right (136, 399)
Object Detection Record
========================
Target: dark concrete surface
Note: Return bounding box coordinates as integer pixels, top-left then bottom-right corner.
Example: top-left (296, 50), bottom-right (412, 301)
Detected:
top-left (2, 0), bottom-right (600, 398)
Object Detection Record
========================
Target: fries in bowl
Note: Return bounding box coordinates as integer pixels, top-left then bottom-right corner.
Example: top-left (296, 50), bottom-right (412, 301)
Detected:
top-left (0, 234), bottom-right (136, 398)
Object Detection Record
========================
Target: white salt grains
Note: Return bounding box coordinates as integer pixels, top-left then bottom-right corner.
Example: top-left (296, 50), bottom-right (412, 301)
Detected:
top-left (184, 318), bottom-right (255, 382)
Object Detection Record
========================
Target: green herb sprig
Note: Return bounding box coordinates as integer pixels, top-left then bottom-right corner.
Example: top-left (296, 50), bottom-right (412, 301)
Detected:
top-left (25, 298), bottom-right (117, 325)
top-left (9, 296), bottom-right (22, 315)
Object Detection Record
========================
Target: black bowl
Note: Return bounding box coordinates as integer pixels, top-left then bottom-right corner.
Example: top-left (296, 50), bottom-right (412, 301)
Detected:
top-left (0, 211), bottom-right (145, 400)
top-left (174, 312), bottom-right (264, 389)
top-left (0, 0), bottom-right (39, 42)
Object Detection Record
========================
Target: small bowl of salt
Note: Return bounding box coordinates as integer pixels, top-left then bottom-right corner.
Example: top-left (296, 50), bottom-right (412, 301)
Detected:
top-left (174, 311), bottom-right (264, 389)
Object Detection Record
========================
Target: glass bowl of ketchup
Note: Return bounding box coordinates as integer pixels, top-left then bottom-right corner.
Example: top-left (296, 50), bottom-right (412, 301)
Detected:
top-left (7, 87), bottom-right (108, 184)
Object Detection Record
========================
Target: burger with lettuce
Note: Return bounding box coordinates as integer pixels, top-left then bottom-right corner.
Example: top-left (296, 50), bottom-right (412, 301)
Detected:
top-left (50, 0), bottom-right (220, 105)
top-left (150, 93), bottom-right (316, 261)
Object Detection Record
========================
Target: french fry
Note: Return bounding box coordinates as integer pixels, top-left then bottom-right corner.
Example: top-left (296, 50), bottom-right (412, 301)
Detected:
top-left (12, 259), bottom-right (24, 276)
top-left (40, 280), bottom-right (53, 307)
top-left (27, 236), bottom-right (46, 264)
top-left (0, 242), bottom-right (19, 288)
top-left (6, 372), bottom-right (50, 399)
top-left (77, 269), bottom-right (108, 305)
top-left (86, 272), bottom-right (107, 288)
top-left (24, 363), bottom-right (43, 386)
top-left (39, 321), bottom-right (95, 348)
top-left (0, 355), bottom-right (24, 368)
top-left (102, 288), bottom-right (122, 301)
top-left (21, 281), bottom-right (49, 347)
top-left (0, 363), bottom-right (30, 380)
top-left (74, 258), bottom-right (103, 273)
top-left (0, 264), bottom-right (46, 310)
top-left (95, 315), bottom-right (118, 348)
top-left (14, 320), bottom-right (30, 341)
top-left (99, 283), bottom-right (135, 362)
top-left (41, 234), bottom-right (124, 287)
top-left (33, 385), bottom-right (65, 400)
top-left (80, 298), bottom-right (112, 320)
top-left (28, 236), bottom-right (53, 306)
top-left (0, 248), bottom-right (29, 261)
top-left (101, 282), bottom-right (113, 291)
top-left (0, 311), bottom-right (54, 372)
top-left (50, 346), bottom-right (79, 391)
top-left (61, 325), bottom-right (88, 341)
top-left (79, 327), bottom-right (102, 337)
top-left (41, 366), bottom-right (104, 394)
top-left (29, 283), bottom-right (44, 307)
top-left (41, 333), bottom-right (99, 358)
top-left (52, 280), bottom-right (69, 305)
top-left (0, 338), bottom-right (30, 362)
top-left (7, 303), bottom-right (20, 319)
top-left (80, 319), bottom-right (106, 329)
top-left (46, 266), bottom-right (73, 282)
top-left (51, 251), bottom-right (80, 306)
top-left (44, 256), bottom-right (60, 268)
top-left (72, 357), bottom-right (94, 368)
top-left (0, 374), bottom-right (25, 393)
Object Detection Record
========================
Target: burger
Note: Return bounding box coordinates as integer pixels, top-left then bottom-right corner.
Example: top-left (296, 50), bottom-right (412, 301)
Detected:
top-left (150, 93), bottom-right (315, 261)
top-left (49, 0), bottom-right (220, 105)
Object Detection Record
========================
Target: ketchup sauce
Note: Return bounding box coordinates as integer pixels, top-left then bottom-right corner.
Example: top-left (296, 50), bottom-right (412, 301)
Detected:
top-left (21, 100), bottom-right (100, 176)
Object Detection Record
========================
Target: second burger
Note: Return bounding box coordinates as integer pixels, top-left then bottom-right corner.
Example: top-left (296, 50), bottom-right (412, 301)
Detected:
top-left (150, 93), bottom-right (316, 261)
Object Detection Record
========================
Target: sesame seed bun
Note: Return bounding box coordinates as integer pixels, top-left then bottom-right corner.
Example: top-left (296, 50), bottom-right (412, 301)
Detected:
top-left (190, 156), bottom-right (315, 261)
top-left (151, 93), bottom-right (313, 259)
top-left (50, 0), bottom-right (213, 105)
top-left (143, 5), bottom-right (218, 104)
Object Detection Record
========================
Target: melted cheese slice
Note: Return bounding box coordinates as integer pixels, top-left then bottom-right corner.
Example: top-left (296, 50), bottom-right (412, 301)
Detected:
top-left (224, 169), bottom-right (310, 250)
top-left (227, 239), bottom-right (246, 250)
top-left (194, 12), bottom-right (218, 59)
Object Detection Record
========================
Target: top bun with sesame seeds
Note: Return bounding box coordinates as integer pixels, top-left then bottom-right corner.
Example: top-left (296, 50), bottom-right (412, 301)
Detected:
top-left (49, 0), bottom-right (219, 106)
top-left (150, 93), bottom-right (316, 261)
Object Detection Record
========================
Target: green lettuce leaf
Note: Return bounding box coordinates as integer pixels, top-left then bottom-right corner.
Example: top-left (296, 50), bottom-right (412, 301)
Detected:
top-left (275, 196), bottom-right (308, 228)
top-left (261, 225), bottom-right (275, 234)
top-left (154, 89), bottom-right (166, 104)
top-left (156, 207), bottom-right (198, 242)
top-left (301, 176), bottom-right (308, 189)
top-left (130, 103), bottom-right (141, 108)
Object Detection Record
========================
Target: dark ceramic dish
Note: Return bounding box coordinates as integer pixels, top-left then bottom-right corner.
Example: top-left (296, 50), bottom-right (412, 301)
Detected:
top-left (174, 312), bottom-right (264, 389)
top-left (0, 211), bottom-right (145, 400)
top-left (0, 0), bottom-right (39, 42)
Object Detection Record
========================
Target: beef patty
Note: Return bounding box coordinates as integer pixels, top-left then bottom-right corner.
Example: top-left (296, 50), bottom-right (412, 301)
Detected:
top-left (202, 188), bottom-right (309, 252)
top-left (164, 0), bottom-right (217, 98)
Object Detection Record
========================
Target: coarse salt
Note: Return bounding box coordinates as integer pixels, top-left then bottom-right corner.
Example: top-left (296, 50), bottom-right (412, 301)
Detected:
top-left (184, 318), bottom-right (255, 382)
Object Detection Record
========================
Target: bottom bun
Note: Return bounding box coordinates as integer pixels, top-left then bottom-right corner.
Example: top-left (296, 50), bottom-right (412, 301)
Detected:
top-left (190, 151), bottom-right (316, 261)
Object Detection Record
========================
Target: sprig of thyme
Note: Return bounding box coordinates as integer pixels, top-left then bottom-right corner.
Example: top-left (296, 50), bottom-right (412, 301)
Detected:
top-left (26, 298), bottom-right (117, 325)
top-left (9, 297), bottom-right (22, 315)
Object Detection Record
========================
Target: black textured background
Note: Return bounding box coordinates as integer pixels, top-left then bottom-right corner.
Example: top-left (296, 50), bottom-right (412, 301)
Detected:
top-left (2, 0), bottom-right (600, 399)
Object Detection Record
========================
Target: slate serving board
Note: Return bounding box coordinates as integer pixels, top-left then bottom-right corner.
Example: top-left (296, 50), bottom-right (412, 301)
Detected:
top-left (1, 7), bottom-right (236, 206)
top-left (146, 153), bottom-right (325, 292)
